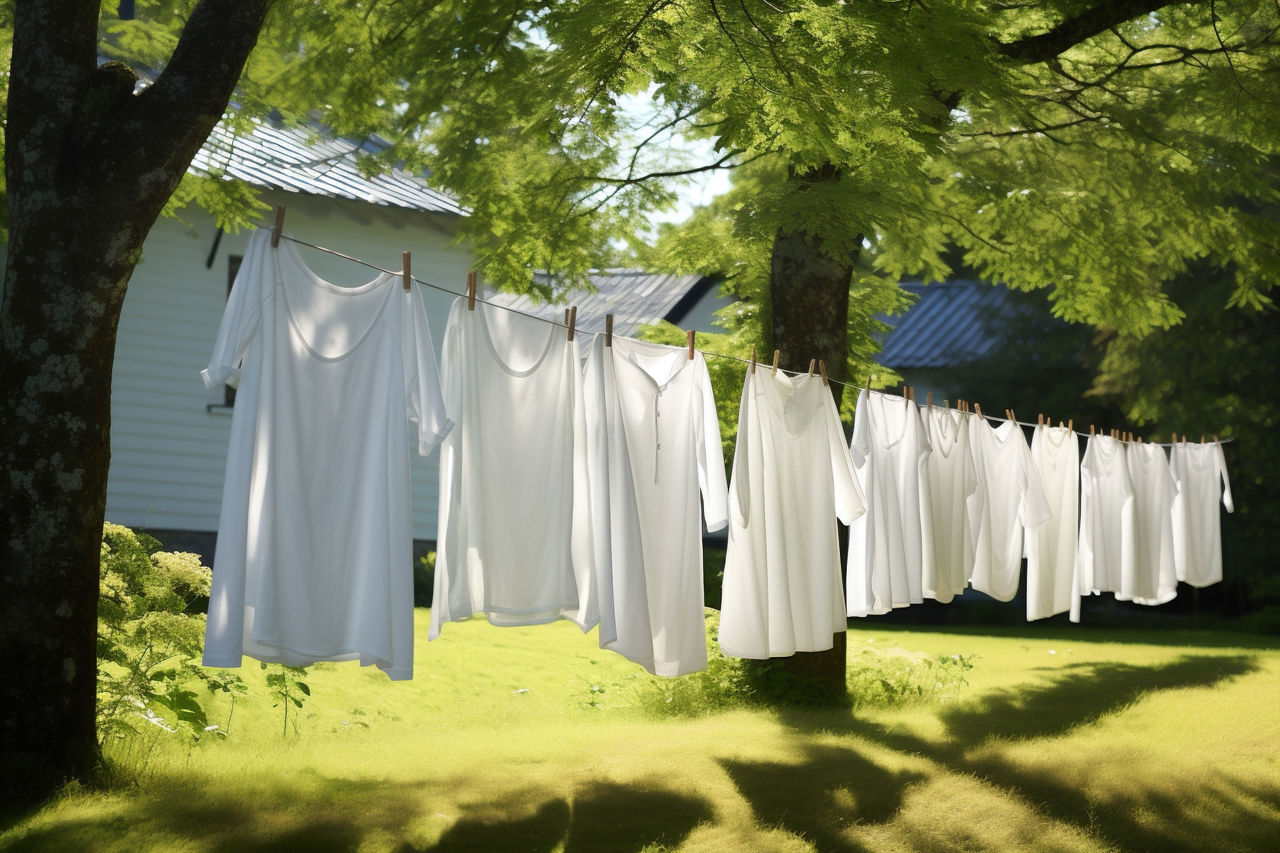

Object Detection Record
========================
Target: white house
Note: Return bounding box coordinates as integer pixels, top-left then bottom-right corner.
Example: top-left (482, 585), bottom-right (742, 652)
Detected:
top-left (100, 119), bottom-right (727, 561)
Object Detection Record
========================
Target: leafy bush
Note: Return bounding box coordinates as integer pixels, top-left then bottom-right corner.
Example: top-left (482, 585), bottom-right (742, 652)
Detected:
top-left (414, 551), bottom-right (436, 607)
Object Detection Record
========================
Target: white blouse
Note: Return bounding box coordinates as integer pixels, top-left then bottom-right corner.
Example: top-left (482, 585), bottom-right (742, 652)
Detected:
top-left (1026, 424), bottom-right (1080, 620)
top-left (202, 230), bottom-right (451, 680)
top-left (584, 335), bottom-right (728, 676)
top-left (1171, 441), bottom-right (1234, 588)
top-left (1072, 434), bottom-right (1134, 622)
top-left (1124, 442), bottom-right (1178, 605)
top-left (920, 406), bottom-right (982, 605)
top-left (430, 300), bottom-right (596, 639)
top-left (719, 369), bottom-right (864, 659)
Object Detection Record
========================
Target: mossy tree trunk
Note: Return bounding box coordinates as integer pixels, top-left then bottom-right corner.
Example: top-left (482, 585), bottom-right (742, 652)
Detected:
top-left (0, 0), bottom-right (272, 809)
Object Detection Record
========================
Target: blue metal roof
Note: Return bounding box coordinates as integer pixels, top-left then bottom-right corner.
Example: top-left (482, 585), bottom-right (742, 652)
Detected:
top-left (485, 269), bottom-right (708, 339)
top-left (878, 280), bottom-right (1015, 369)
top-left (189, 120), bottom-right (465, 216)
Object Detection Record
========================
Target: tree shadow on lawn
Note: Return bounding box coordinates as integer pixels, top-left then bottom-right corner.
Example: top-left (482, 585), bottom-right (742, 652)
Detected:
top-left (771, 652), bottom-right (1280, 852)
top-left (1, 775), bottom-right (712, 853)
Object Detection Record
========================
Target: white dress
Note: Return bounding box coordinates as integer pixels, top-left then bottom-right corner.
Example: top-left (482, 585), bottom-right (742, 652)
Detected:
top-left (1125, 442), bottom-right (1178, 605)
top-left (847, 389), bottom-right (934, 616)
top-left (1072, 435), bottom-right (1134, 622)
top-left (430, 299), bottom-right (596, 639)
top-left (202, 230), bottom-right (452, 680)
top-left (967, 419), bottom-right (1051, 602)
top-left (1026, 425), bottom-right (1080, 620)
top-left (583, 335), bottom-right (728, 676)
top-left (920, 405), bottom-right (981, 604)
top-left (1171, 441), bottom-right (1234, 587)
top-left (719, 370), bottom-right (864, 659)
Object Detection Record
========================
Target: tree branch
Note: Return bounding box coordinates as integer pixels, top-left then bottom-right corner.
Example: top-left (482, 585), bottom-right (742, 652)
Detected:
top-left (999, 0), bottom-right (1192, 62)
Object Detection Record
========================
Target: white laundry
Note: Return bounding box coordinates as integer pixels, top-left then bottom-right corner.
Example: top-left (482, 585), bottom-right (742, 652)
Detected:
top-left (967, 418), bottom-right (1051, 602)
top-left (431, 299), bottom-right (596, 639)
top-left (1072, 434), bottom-right (1134, 622)
top-left (583, 335), bottom-right (728, 676)
top-left (202, 230), bottom-right (452, 679)
top-left (920, 405), bottom-right (982, 605)
top-left (1171, 441), bottom-right (1234, 587)
top-left (1026, 424), bottom-right (1080, 620)
top-left (846, 389), bottom-right (934, 616)
top-left (719, 369), bottom-right (864, 659)
top-left (1124, 442), bottom-right (1178, 605)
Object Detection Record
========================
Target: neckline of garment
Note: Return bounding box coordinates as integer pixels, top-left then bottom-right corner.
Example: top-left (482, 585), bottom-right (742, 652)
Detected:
top-left (758, 371), bottom-right (824, 436)
top-left (1039, 423), bottom-right (1076, 451)
top-left (474, 300), bottom-right (558, 377)
top-left (276, 238), bottom-right (397, 362)
top-left (926, 406), bottom-right (963, 459)
top-left (863, 389), bottom-right (915, 450)
top-left (611, 336), bottom-right (694, 391)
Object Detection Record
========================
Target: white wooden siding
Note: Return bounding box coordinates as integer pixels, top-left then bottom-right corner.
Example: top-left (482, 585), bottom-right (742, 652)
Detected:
top-left (105, 191), bottom-right (470, 540)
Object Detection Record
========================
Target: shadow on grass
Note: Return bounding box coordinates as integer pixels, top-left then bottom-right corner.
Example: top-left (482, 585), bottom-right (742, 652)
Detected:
top-left (1, 775), bottom-right (712, 853)
top-left (720, 745), bottom-right (925, 853)
top-left (774, 652), bottom-right (1280, 852)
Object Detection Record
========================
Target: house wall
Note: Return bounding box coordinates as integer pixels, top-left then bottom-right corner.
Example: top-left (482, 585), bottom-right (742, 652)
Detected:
top-left (105, 191), bottom-right (471, 552)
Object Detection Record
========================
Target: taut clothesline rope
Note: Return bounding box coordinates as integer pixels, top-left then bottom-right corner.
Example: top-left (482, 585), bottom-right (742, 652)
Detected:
top-left (274, 229), bottom-right (1235, 447)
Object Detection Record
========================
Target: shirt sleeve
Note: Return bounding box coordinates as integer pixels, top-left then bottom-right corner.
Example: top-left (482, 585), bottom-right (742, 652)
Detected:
top-left (582, 335), bottom-right (616, 646)
top-left (201, 228), bottom-right (268, 390)
top-left (402, 284), bottom-right (454, 457)
top-left (1018, 431), bottom-right (1053, 529)
top-left (827, 393), bottom-right (865, 524)
top-left (729, 370), bottom-right (753, 528)
top-left (1216, 442), bottom-right (1235, 512)
top-left (695, 356), bottom-right (730, 533)
top-left (849, 388), bottom-right (871, 467)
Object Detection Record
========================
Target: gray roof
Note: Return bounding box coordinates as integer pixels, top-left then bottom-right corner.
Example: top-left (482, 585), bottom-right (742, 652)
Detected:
top-left (878, 280), bottom-right (1014, 369)
top-left (189, 120), bottom-right (465, 216)
top-left (484, 270), bottom-right (707, 339)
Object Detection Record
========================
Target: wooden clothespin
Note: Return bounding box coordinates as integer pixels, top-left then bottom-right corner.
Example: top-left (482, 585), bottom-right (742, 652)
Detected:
top-left (1067, 419), bottom-right (1073, 432)
top-left (401, 252), bottom-right (412, 291)
top-left (808, 359), bottom-right (816, 376)
top-left (1213, 434), bottom-right (1220, 443)
top-left (567, 306), bottom-right (577, 341)
top-left (1090, 424), bottom-right (1096, 436)
top-left (944, 399), bottom-right (950, 410)
top-left (1201, 433), bottom-right (1206, 444)
top-left (750, 346), bottom-right (757, 374)
top-left (926, 391), bottom-right (933, 410)
top-left (909, 386), bottom-right (917, 402)
top-left (771, 349), bottom-right (780, 376)
top-left (1138, 435), bottom-right (1144, 444)
top-left (687, 329), bottom-right (696, 360)
top-left (865, 374), bottom-right (872, 391)
top-left (974, 402), bottom-right (984, 419)
top-left (1038, 413), bottom-right (1045, 426)
top-left (466, 271), bottom-right (477, 310)
top-left (271, 205), bottom-right (286, 248)
top-left (819, 360), bottom-right (828, 386)
top-left (605, 314), bottom-right (614, 347)
top-left (1172, 431), bottom-right (1178, 443)
top-left (1006, 408), bottom-right (1016, 423)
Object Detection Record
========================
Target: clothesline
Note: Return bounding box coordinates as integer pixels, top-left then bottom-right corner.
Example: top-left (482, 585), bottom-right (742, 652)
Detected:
top-left (276, 229), bottom-right (1235, 447)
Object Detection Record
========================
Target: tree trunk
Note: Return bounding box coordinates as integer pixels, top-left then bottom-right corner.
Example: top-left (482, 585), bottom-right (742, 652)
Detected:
top-left (754, 163), bottom-right (858, 704)
top-left (0, 0), bottom-right (272, 809)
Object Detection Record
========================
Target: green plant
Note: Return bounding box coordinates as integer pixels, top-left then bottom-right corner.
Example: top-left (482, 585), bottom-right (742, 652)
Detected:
top-left (262, 663), bottom-right (311, 737)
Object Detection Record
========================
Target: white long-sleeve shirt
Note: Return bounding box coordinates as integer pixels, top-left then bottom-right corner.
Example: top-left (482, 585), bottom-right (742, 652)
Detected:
top-left (1171, 441), bottom-right (1234, 588)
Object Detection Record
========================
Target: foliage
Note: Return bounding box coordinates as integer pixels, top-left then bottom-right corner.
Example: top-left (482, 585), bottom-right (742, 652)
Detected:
top-left (636, 609), bottom-right (976, 716)
top-left (260, 662), bottom-right (311, 738)
top-left (414, 551), bottom-right (437, 608)
top-left (97, 523), bottom-right (228, 747)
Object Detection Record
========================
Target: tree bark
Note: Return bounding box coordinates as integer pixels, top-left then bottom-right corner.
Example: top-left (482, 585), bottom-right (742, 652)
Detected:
top-left (0, 0), bottom-right (273, 809)
top-left (755, 163), bottom-right (858, 704)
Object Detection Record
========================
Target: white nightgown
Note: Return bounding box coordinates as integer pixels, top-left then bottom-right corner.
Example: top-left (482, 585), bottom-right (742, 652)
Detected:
top-left (967, 418), bottom-right (1051, 602)
top-left (1171, 441), bottom-right (1234, 587)
top-left (920, 405), bottom-right (980, 605)
top-left (847, 389), bottom-right (934, 616)
top-left (584, 335), bottom-right (728, 676)
top-left (1026, 424), bottom-right (1079, 620)
top-left (1071, 434), bottom-right (1134, 622)
top-left (202, 229), bottom-right (452, 680)
top-left (430, 299), bottom-right (596, 639)
top-left (1125, 442), bottom-right (1178, 605)
top-left (719, 370), bottom-right (864, 659)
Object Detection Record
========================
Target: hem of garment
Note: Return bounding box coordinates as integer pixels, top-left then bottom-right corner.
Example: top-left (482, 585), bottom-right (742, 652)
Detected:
top-left (429, 607), bottom-right (594, 639)
top-left (718, 635), bottom-right (843, 660)
top-left (201, 365), bottom-right (241, 391)
top-left (416, 416), bottom-right (455, 458)
top-left (601, 643), bottom-right (708, 677)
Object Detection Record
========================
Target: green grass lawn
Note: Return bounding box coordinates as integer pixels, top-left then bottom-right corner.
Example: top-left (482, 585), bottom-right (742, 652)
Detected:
top-left (3, 613), bottom-right (1279, 852)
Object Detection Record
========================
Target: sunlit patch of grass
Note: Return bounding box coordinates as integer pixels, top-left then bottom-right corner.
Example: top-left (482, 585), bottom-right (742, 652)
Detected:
top-left (2, 613), bottom-right (1277, 852)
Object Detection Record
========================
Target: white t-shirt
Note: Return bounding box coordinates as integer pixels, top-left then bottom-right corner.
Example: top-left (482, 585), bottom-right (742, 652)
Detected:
top-left (430, 299), bottom-right (596, 639)
top-left (846, 389), bottom-right (934, 616)
top-left (920, 405), bottom-right (982, 605)
top-left (1026, 425), bottom-right (1080, 620)
top-left (968, 419), bottom-right (1051, 602)
top-left (1171, 441), bottom-right (1234, 587)
top-left (583, 335), bottom-right (728, 676)
top-left (202, 230), bottom-right (452, 680)
top-left (719, 370), bottom-right (864, 659)
top-left (1124, 442), bottom-right (1178, 605)
top-left (1072, 435), bottom-right (1134, 622)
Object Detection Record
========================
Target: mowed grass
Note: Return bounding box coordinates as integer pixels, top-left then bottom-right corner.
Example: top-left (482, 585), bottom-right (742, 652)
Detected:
top-left (3, 613), bottom-right (1279, 852)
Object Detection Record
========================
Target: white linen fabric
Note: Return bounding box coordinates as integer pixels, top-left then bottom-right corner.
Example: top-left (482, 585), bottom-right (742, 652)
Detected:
top-left (583, 335), bottom-right (728, 676)
top-left (919, 405), bottom-right (981, 605)
top-left (1124, 442), bottom-right (1178, 605)
top-left (430, 299), bottom-right (596, 639)
top-left (1171, 441), bottom-right (1234, 587)
top-left (967, 418), bottom-right (1052, 602)
top-left (202, 229), bottom-right (452, 680)
top-left (719, 369), bottom-right (864, 659)
top-left (1026, 425), bottom-right (1080, 620)
top-left (1071, 434), bottom-right (1134, 622)
top-left (846, 390), bottom-right (934, 616)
